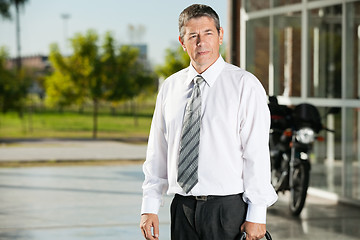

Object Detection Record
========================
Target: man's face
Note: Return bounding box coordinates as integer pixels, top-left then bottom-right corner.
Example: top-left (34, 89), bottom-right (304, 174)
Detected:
top-left (179, 16), bottom-right (224, 73)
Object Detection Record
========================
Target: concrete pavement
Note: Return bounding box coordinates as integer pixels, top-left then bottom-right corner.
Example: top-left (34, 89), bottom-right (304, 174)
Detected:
top-left (0, 139), bottom-right (359, 239)
top-left (0, 165), bottom-right (162, 240)
top-left (0, 139), bottom-right (147, 162)
top-left (0, 165), bottom-right (360, 240)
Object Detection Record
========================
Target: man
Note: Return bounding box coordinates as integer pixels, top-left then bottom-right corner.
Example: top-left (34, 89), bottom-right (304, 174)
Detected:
top-left (140, 4), bottom-right (277, 240)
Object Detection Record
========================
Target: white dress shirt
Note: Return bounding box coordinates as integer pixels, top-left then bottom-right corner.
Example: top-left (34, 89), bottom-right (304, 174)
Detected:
top-left (141, 56), bottom-right (278, 224)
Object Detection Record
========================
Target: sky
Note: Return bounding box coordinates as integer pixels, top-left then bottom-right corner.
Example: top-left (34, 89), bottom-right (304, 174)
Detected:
top-left (0, 0), bottom-right (228, 65)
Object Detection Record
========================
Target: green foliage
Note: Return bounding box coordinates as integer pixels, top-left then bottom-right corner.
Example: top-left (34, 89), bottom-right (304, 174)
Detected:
top-left (45, 30), bottom-right (157, 138)
top-left (45, 70), bottom-right (82, 108)
top-left (101, 32), bottom-right (118, 98)
top-left (0, 0), bottom-right (11, 19)
top-left (117, 45), bottom-right (156, 100)
top-left (105, 45), bottom-right (139, 101)
top-left (46, 30), bottom-right (103, 106)
top-left (220, 44), bottom-right (227, 61)
top-left (0, 46), bottom-right (30, 113)
top-left (155, 45), bottom-right (190, 78)
top-left (0, 46), bottom-right (8, 65)
top-left (46, 30), bottom-right (156, 108)
top-left (69, 30), bottom-right (101, 100)
top-left (0, 0), bottom-right (29, 20)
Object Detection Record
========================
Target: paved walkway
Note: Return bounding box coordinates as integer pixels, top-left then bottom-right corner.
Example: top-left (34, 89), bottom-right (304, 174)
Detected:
top-left (0, 139), bottom-right (360, 239)
top-left (0, 165), bottom-right (359, 240)
top-left (0, 139), bottom-right (147, 162)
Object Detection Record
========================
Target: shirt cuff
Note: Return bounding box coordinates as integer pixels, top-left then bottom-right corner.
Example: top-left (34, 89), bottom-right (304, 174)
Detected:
top-left (141, 196), bottom-right (162, 215)
top-left (245, 204), bottom-right (267, 224)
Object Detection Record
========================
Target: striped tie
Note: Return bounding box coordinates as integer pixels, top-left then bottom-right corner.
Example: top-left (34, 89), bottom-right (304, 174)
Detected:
top-left (177, 75), bottom-right (204, 193)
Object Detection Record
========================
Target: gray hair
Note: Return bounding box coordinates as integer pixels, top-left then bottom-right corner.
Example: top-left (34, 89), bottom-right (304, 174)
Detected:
top-left (178, 4), bottom-right (221, 41)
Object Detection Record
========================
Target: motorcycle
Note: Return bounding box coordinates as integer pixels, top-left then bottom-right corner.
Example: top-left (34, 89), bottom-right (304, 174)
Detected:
top-left (268, 96), bottom-right (336, 215)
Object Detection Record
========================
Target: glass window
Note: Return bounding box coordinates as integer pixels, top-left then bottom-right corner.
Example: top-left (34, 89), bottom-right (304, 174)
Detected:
top-left (311, 106), bottom-right (359, 201)
top-left (245, 0), bottom-right (270, 12)
top-left (308, 5), bottom-right (342, 98)
top-left (273, 12), bottom-right (302, 97)
top-left (344, 1), bottom-right (360, 99)
top-left (311, 107), bottom-right (342, 195)
top-left (246, 17), bottom-right (270, 92)
top-left (273, 0), bottom-right (301, 7)
top-left (343, 108), bottom-right (360, 200)
top-left (355, 109), bottom-right (360, 200)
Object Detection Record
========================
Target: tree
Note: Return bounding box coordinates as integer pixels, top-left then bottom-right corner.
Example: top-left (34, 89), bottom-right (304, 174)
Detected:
top-left (108, 45), bottom-right (155, 100)
top-left (45, 44), bottom-right (82, 110)
top-left (46, 30), bottom-right (157, 138)
top-left (101, 40), bottom-right (157, 124)
top-left (0, 46), bottom-right (29, 114)
top-left (46, 30), bottom-right (102, 138)
top-left (0, 0), bottom-right (29, 72)
top-left (115, 45), bottom-right (157, 125)
top-left (155, 45), bottom-right (190, 79)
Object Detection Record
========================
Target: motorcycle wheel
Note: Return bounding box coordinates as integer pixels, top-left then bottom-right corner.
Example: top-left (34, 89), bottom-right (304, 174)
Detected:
top-left (289, 162), bottom-right (310, 216)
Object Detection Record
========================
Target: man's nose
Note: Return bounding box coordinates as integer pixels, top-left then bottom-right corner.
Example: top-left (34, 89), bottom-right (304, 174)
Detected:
top-left (196, 35), bottom-right (203, 46)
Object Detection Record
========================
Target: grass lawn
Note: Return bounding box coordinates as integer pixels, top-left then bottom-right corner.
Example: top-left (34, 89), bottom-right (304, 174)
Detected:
top-left (0, 109), bottom-right (154, 140)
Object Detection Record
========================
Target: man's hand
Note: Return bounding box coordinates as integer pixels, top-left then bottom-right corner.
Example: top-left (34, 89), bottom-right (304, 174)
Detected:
top-left (240, 221), bottom-right (266, 240)
top-left (140, 213), bottom-right (159, 240)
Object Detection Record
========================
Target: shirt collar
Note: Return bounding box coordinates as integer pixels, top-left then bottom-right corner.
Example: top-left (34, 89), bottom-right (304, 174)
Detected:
top-left (185, 56), bottom-right (225, 87)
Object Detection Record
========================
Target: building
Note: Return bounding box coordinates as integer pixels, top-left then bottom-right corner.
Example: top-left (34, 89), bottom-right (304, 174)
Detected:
top-left (228, 0), bottom-right (360, 205)
top-left (6, 55), bottom-right (50, 98)
top-left (128, 44), bottom-right (148, 60)
top-left (6, 55), bottom-right (50, 70)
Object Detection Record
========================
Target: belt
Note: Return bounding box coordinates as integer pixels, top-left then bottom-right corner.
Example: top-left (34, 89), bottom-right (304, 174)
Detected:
top-left (175, 193), bottom-right (241, 202)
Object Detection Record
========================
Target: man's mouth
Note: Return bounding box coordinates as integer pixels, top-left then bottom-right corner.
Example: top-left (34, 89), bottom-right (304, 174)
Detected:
top-left (197, 50), bottom-right (209, 55)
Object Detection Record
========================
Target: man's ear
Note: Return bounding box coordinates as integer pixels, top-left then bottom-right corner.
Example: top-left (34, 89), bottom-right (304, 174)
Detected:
top-left (219, 27), bottom-right (224, 45)
top-left (179, 36), bottom-right (186, 51)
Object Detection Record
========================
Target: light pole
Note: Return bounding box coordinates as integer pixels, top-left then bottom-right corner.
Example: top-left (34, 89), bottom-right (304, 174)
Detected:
top-left (61, 13), bottom-right (71, 55)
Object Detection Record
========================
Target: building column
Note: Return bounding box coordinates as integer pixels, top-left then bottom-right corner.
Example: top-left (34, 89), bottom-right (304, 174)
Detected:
top-left (227, 0), bottom-right (241, 67)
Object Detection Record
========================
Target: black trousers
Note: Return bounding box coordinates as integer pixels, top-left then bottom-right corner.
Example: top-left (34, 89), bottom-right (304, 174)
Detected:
top-left (170, 193), bottom-right (247, 240)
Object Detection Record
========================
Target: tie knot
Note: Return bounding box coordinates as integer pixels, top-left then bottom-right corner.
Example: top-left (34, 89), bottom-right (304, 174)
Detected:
top-left (194, 75), bottom-right (204, 86)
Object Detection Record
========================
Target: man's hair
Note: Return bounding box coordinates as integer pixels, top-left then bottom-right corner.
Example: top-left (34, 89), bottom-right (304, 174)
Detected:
top-left (178, 4), bottom-right (220, 41)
